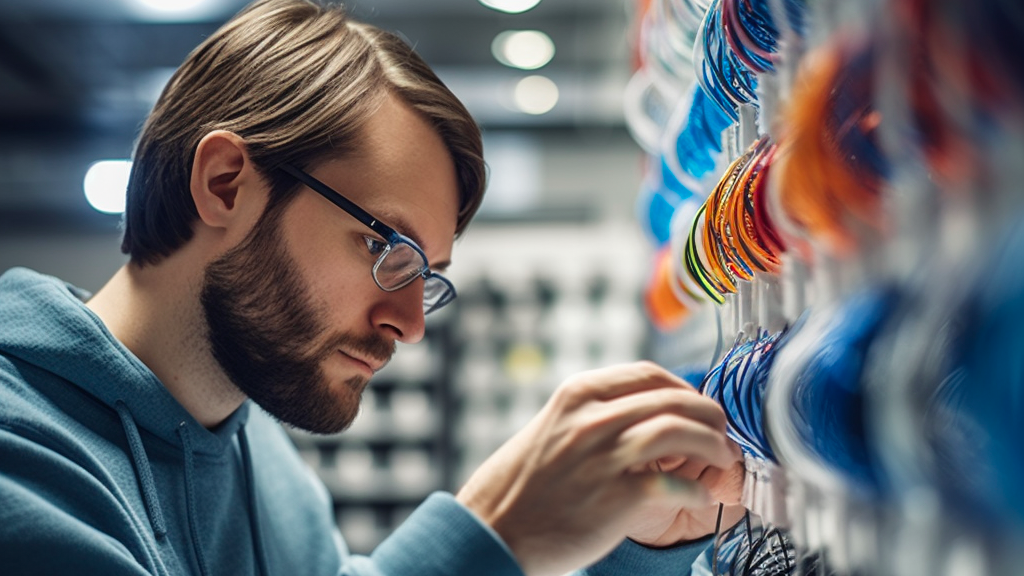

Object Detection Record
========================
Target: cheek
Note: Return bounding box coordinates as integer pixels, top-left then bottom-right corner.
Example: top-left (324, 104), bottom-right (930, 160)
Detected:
top-left (295, 250), bottom-right (379, 334)
top-left (314, 266), bottom-right (376, 323)
top-left (278, 199), bottom-right (379, 329)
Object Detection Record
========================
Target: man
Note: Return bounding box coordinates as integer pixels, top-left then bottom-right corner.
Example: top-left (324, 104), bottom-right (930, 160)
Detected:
top-left (0, 1), bottom-right (744, 574)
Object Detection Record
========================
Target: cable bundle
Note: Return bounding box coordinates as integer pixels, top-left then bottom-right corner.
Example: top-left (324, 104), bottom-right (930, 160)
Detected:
top-left (635, 0), bottom-right (1024, 572)
top-left (771, 39), bottom-right (890, 260)
top-left (635, 0), bottom-right (813, 331)
top-left (668, 84), bottom-right (735, 189)
top-left (692, 510), bottom-right (798, 575)
top-left (695, 0), bottom-right (761, 121)
top-left (786, 286), bottom-right (900, 498)
top-left (641, 0), bottom-right (706, 93)
top-left (701, 327), bottom-right (788, 463)
top-left (722, 0), bottom-right (779, 74)
top-left (870, 217), bottom-right (1024, 532)
top-left (681, 136), bottom-right (782, 306)
top-left (952, 219), bottom-right (1024, 529)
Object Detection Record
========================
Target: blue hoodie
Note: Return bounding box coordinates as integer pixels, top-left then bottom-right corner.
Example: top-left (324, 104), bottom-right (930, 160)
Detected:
top-left (0, 267), bottom-right (709, 575)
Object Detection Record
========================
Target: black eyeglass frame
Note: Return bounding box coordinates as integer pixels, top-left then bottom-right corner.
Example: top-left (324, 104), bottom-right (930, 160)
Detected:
top-left (278, 163), bottom-right (457, 314)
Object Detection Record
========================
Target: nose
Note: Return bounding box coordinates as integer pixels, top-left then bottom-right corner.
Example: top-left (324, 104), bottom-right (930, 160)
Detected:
top-left (371, 277), bottom-right (427, 344)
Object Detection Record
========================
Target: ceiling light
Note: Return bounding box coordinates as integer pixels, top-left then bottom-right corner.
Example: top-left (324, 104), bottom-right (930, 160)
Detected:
top-left (513, 75), bottom-right (559, 115)
top-left (492, 30), bottom-right (555, 70)
top-left (84, 160), bottom-right (132, 214)
top-left (479, 0), bottom-right (542, 14)
top-left (134, 0), bottom-right (209, 12)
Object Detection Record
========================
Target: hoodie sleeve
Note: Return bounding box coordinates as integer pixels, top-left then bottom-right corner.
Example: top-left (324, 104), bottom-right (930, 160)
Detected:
top-left (341, 492), bottom-right (524, 575)
top-left (337, 492), bottom-right (711, 576)
top-left (252, 408), bottom-right (708, 576)
top-left (248, 409), bottom-right (526, 576)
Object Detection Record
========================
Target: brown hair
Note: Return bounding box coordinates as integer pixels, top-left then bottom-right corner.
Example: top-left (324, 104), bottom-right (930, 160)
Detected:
top-left (122, 0), bottom-right (485, 265)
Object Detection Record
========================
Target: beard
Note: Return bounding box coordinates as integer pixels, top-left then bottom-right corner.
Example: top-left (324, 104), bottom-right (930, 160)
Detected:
top-left (199, 205), bottom-right (394, 434)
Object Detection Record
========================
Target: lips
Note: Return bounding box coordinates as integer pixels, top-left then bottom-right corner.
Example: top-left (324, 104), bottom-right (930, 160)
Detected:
top-left (339, 350), bottom-right (385, 374)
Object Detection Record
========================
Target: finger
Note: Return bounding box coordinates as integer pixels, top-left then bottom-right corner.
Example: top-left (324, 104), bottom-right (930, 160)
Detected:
top-left (564, 388), bottom-right (728, 462)
top-left (694, 461), bottom-right (746, 506)
top-left (661, 458), bottom-right (746, 506)
top-left (557, 361), bottom-right (697, 405)
top-left (613, 414), bottom-right (740, 471)
top-left (666, 438), bottom-right (742, 479)
top-left (654, 456), bottom-right (687, 472)
top-left (665, 457), bottom-right (710, 480)
top-left (594, 386), bottom-right (728, 436)
top-left (630, 456), bottom-right (691, 475)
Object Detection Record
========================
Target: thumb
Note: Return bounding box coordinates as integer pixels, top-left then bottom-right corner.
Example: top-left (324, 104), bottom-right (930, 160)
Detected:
top-left (692, 460), bottom-right (746, 506)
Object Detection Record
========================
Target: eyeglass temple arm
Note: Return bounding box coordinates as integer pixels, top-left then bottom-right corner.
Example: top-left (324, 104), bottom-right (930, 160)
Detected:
top-left (278, 164), bottom-right (400, 243)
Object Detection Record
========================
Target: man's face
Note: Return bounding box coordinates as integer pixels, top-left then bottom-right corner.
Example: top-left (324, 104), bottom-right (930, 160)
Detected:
top-left (200, 97), bottom-right (460, 433)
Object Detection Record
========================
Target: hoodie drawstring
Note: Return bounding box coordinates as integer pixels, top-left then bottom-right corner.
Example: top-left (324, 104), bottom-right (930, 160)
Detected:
top-left (116, 404), bottom-right (268, 576)
top-left (115, 401), bottom-right (168, 539)
top-left (177, 423), bottom-right (211, 576)
top-left (239, 426), bottom-right (270, 576)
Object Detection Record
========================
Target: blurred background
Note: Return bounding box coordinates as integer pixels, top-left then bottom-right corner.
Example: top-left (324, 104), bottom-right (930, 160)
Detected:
top-left (0, 0), bottom-right (649, 287)
top-left (10, 1), bottom-right (1023, 569)
top-left (0, 0), bottom-right (712, 553)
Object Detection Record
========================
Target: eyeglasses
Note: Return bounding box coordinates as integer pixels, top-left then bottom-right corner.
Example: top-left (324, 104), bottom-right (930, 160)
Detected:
top-left (279, 164), bottom-right (457, 315)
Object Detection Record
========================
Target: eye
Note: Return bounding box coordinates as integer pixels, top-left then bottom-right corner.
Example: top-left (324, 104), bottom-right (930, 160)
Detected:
top-left (362, 235), bottom-right (389, 257)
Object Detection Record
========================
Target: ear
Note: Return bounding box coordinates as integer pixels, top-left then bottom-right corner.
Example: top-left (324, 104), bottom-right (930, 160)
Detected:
top-left (190, 130), bottom-right (266, 231)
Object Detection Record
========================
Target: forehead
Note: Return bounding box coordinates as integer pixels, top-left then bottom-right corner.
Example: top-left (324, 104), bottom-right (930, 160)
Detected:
top-left (311, 97), bottom-right (459, 260)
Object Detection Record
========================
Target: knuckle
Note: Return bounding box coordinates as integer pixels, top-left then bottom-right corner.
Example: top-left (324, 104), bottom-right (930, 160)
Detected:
top-left (667, 419), bottom-right (716, 454)
top-left (551, 376), bottom-right (604, 415)
top-left (634, 360), bottom-right (663, 380)
top-left (633, 414), bottom-right (676, 447)
top-left (707, 402), bottom-right (728, 431)
top-left (687, 392), bottom-right (728, 430)
top-left (569, 417), bottom-right (607, 446)
top-left (553, 375), bottom-right (590, 406)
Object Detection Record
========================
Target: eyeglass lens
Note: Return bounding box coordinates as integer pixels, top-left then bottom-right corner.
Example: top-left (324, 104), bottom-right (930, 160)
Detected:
top-left (423, 277), bottom-right (452, 310)
top-left (374, 241), bottom-right (454, 314)
top-left (374, 242), bottom-right (426, 289)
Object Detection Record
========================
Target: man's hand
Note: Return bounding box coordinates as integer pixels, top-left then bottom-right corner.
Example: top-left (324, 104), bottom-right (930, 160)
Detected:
top-left (455, 361), bottom-right (744, 576)
top-left (622, 455), bottom-right (746, 548)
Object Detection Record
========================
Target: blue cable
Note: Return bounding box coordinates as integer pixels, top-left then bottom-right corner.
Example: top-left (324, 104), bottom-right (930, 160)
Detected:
top-left (637, 156), bottom-right (700, 246)
top-left (788, 286), bottom-right (901, 498)
top-left (935, 218), bottom-right (1024, 528)
top-left (726, 0), bottom-right (778, 74)
top-left (701, 328), bottom-right (786, 463)
top-left (695, 0), bottom-right (759, 121)
top-left (675, 85), bottom-right (734, 183)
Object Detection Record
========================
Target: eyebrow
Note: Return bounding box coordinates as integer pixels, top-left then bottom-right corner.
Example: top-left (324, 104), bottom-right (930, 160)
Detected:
top-left (375, 210), bottom-right (452, 272)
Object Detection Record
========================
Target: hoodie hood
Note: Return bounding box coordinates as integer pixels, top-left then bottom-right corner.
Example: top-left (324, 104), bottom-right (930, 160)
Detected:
top-left (0, 267), bottom-right (248, 453)
top-left (0, 267), bottom-right (268, 576)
